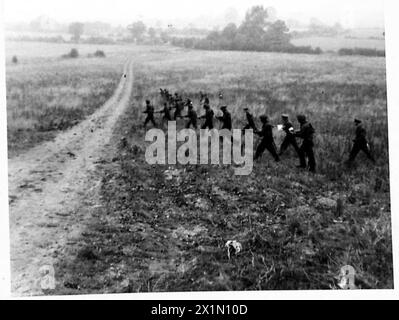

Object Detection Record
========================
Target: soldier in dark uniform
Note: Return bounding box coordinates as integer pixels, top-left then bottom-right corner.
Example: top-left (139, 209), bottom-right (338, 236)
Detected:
top-left (184, 102), bottom-right (198, 129)
top-left (173, 95), bottom-right (184, 120)
top-left (143, 100), bottom-right (157, 128)
top-left (254, 115), bottom-right (280, 162)
top-left (217, 106), bottom-right (232, 130)
top-left (199, 104), bottom-right (214, 129)
top-left (156, 102), bottom-right (172, 127)
top-left (184, 98), bottom-right (193, 114)
top-left (279, 114), bottom-right (301, 157)
top-left (346, 119), bottom-right (375, 165)
top-left (242, 108), bottom-right (257, 131)
top-left (294, 114), bottom-right (316, 172)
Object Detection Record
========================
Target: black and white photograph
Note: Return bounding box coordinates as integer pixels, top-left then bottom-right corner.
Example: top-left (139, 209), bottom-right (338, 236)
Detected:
top-left (0, 0), bottom-right (396, 298)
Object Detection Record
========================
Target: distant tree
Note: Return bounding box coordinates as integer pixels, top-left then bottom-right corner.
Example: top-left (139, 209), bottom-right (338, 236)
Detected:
top-left (238, 5), bottom-right (269, 37)
top-left (170, 4), bottom-right (322, 55)
top-left (148, 27), bottom-right (156, 39)
top-left (69, 22), bottom-right (84, 42)
top-left (12, 56), bottom-right (18, 64)
top-left (160, 31), bottom-right (169, 43)
top-left (128, 21), bottom-right (147, 42)
top-left (207, 30), bottom-right (220, 42)
top-left (264, 20), bottom-right (291, 48)
top-left (221, 23), bottom-right (238, 41)
top-left (332, 22), bottom-right (345, 35)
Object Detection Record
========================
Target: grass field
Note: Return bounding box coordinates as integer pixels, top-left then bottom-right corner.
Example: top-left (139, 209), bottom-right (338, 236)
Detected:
top-left (6, 41), bottom-right (136, 157)
top-left (27, 45), bottom-right (391, 292)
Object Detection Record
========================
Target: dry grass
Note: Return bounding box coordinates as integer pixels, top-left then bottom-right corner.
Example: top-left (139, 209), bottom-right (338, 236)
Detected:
top-left (52, 46), bottom-right (392, 293)
top-left (5, 41), bottom-right (164, 157)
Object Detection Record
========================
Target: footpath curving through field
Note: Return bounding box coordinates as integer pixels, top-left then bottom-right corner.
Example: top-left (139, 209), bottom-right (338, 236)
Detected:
top-left (8, 58), bottom-right (134, 296)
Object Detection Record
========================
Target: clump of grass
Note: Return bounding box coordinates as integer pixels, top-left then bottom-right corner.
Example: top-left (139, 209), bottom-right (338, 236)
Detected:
top-left (62, 48), bottom-right (79, 59)
top-left (94, 50), bottom-right (106, 58)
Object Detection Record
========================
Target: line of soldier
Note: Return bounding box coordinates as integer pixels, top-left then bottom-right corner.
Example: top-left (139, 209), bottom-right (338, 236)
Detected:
top-left (143, 90), bottom-right (376, 173)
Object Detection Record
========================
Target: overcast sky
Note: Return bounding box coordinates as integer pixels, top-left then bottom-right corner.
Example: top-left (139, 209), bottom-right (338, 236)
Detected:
top-left (3, 0), bottom-right (385, 28)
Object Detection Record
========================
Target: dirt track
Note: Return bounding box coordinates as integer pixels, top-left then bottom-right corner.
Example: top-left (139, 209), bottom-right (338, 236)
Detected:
top-left (8, 59), bottom-right (134, 296)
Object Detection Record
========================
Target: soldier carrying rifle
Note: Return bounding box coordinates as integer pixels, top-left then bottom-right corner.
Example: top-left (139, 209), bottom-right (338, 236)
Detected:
top-left (217, 105), bottom-right (232, 130)
top-left (254, 115), bottom-right (280, 162)
top-left (184, 102), bottom-right (198, 129)
top-left (279, 114), bottom-right (301, 157)
top-left (199, 104), bottom-right (215, 129)
top-left (294, 114), bottom-right (316, 173)
top-left (172, 93), bottom-right (184, 120)
top-left (156, 102), bottom-right (172, 127)
top-left (345, 118), bottom-right (375, 165)
top-left (143, 100), bottom-right (157, 129)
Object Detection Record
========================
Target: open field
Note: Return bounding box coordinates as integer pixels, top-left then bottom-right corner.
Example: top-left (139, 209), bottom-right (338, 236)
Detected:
top-left (291, 36), bottom-right (385, 52)
top-left (18, 46), bottom-right (388, 293)
top-left (5, 41), bottom-right (158, 156)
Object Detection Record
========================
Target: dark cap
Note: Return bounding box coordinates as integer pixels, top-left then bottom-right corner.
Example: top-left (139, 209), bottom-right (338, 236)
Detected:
top-left (204, 104), bottom-right (210, 108)
top-left (220, 105), bottom-right (227, 110)
top-left (244, 107), bottom-right (249, 111)
top-left (354, 118), bottom-right (362, 124)
top-left (281, 114), bottom-right (289, 119)
top-left (146, 100), bottom-right (150, 104)
top-left (260, 115), bottom-right (268, 122)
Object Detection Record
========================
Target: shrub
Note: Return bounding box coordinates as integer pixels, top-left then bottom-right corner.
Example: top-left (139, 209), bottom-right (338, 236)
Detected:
top-left (69, 48), bottom-right (79, 58)
top-left (174, 37), bottom-right (323, 55)
top-left (62, 48), bottom-right (79, 59)
top-left (94, 50), bottom-right (106, 58)
top-left (12, 56), bottom-right (18, 64)
top-left (338, 47), bottom-right (385, 57)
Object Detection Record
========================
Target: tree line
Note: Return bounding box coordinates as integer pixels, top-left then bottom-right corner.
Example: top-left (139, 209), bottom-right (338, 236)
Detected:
top-left (170, 6), bottom-right (322, 55)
